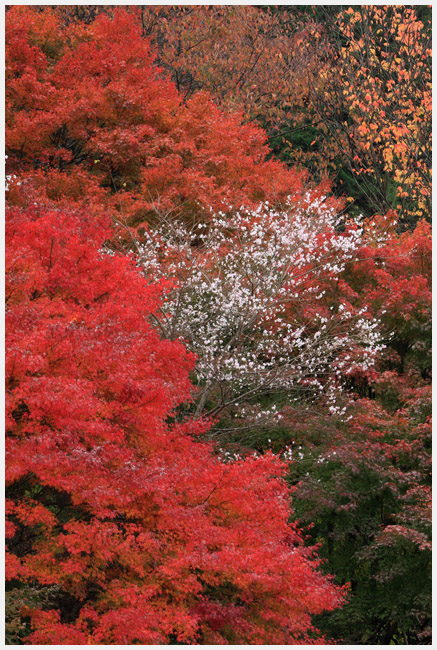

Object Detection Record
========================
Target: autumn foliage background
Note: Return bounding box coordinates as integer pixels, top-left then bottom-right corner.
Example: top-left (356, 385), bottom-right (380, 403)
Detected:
top-left (5, 5), bottom-right (431, 645)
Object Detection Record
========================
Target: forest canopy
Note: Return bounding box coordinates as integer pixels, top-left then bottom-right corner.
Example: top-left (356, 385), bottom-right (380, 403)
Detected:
top-left (5, 5), bottom-right (431, 645)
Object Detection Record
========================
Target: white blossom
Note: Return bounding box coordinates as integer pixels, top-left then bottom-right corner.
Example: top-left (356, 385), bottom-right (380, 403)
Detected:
top-left (133, 193), bottom-right (383, 430)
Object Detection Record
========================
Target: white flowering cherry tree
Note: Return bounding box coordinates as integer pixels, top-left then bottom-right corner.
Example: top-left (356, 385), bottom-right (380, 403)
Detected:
top-left (130, 191), bottom-right (383, 434)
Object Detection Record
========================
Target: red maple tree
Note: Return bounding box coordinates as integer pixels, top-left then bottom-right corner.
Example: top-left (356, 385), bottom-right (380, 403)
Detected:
top-left (6, 7), bottom-right (300, 226)
top-left (6, 204), bottom-right (344, 644)
top-left (284, 219), bottom-right (431, 643)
